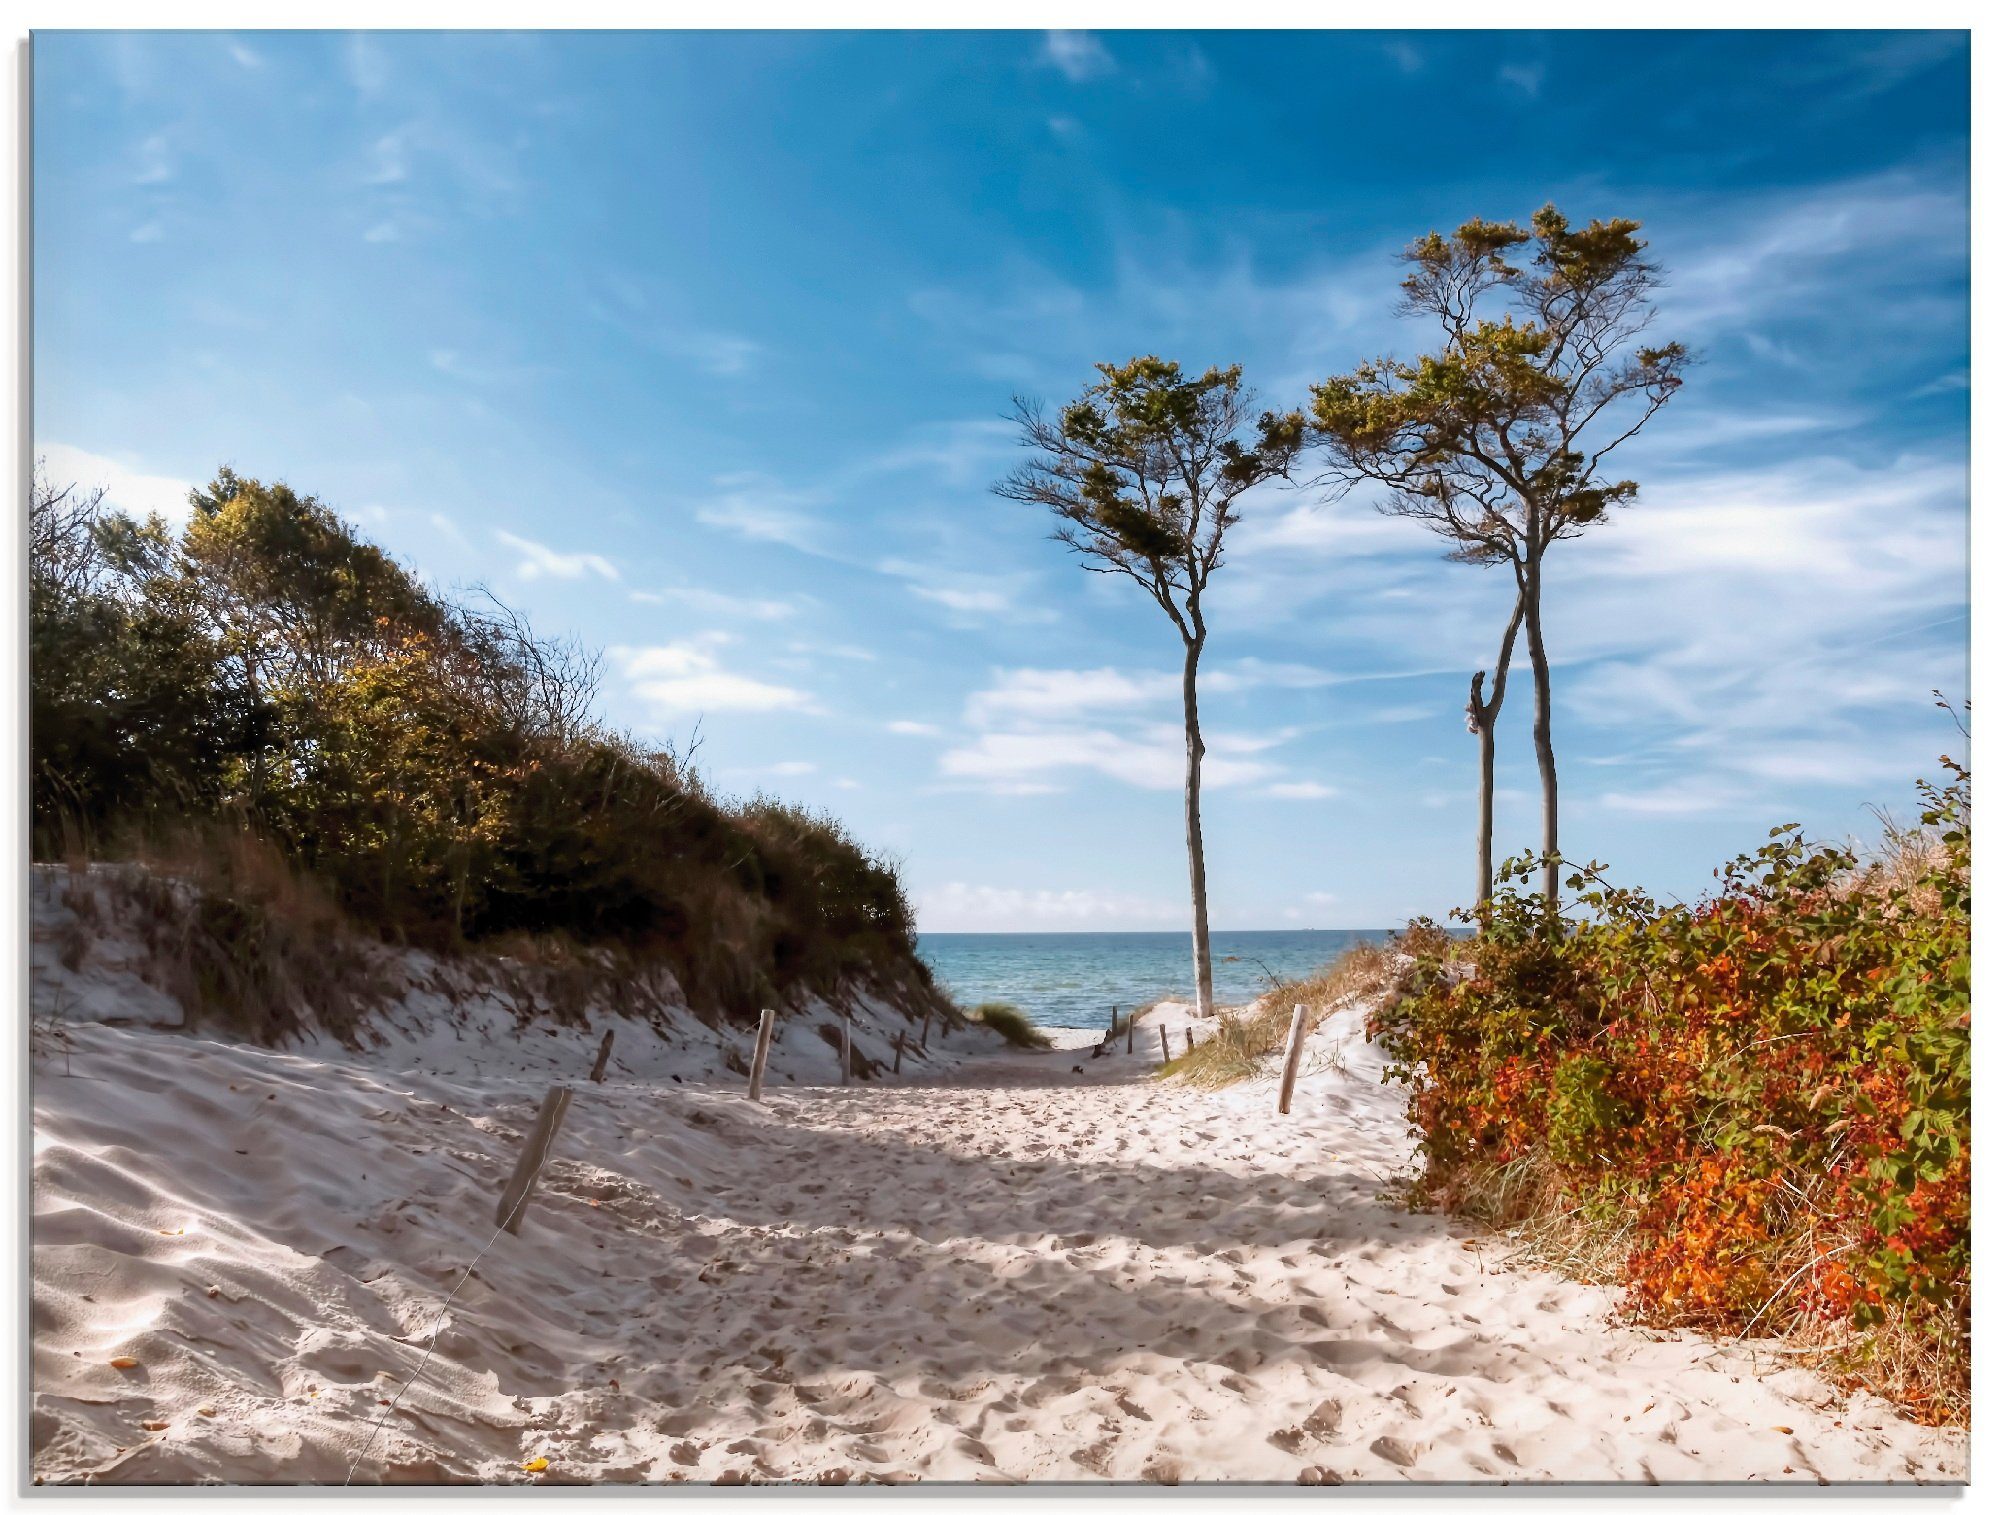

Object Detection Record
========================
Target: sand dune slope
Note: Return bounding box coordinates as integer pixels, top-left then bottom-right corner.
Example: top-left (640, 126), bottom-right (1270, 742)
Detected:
top-left (30, 1000), bottom-right (1965, 1485)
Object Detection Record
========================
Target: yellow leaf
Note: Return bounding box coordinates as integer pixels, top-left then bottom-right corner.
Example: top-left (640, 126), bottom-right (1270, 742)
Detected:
top-left (522, 1456), bottom-right (549, 1472)
top-left (109, 1357), bottom-right (139, 1370)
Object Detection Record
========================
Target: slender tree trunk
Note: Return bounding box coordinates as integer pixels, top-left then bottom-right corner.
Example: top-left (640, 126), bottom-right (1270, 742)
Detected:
top-left (1522, 551), bottom-right (1559, 906)
top-left (1181, 634), bottom-right (1215, 1017)
top-left (1469, 590), bottom-right (1526, 908)
top-left (1473, 704), bottom-right (1498, 905)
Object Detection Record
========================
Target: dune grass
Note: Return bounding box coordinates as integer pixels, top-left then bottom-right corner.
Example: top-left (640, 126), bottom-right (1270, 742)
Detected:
top-left (1165, 941), bottom-right (1398, 1088)
top-left (973, 1001), bottom-right (1052, 1049)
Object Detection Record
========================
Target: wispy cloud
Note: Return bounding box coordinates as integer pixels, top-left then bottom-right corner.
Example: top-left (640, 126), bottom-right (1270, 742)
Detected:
top-left (1042, 31), bottom-right (1115, 83)
top-left (628, 584), bottom-right (800, 622)
top-left (695, 474), bottom-right (830, 555)
top-left (496, 529), bottom-right (619, 582)
top-left (1498, 61), bottom-right (1546, 97)
top-left (918, 882), bottom-right (1182, 933)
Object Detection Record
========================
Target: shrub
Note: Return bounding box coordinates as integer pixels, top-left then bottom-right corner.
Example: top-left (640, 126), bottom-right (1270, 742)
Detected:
top-left (973, 1002), bottom-right (1051, 1049)
top-left (1372, 756), bottom-right (1970, 1421)
top-left (30, 466), bottom-right (948, 1038)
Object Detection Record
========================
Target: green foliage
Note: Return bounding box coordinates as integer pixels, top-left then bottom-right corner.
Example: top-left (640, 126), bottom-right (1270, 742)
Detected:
top-left (999, 354), bottom-right (1302, 642)
top-left (30, 465), bottom-right (944, 1034)
top-left (1309, 203), bottom-right (1688, 565)
top-left (1372, 757), bottom-right (1970, 1419)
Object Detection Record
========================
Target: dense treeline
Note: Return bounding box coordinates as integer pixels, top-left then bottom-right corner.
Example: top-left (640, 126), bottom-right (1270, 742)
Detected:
top-left (30, 466), bottom-right (942, 1026)
top-left (1374, 755), bottom-right (1970, 1419)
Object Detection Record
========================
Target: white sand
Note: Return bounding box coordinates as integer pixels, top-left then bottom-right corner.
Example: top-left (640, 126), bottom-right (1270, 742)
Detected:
top-left (29, 887), bottom-right (1967, 1484)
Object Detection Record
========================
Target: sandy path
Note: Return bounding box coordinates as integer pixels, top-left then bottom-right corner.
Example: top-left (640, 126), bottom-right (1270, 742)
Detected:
top-left (30, 1003), bottom-right (1966, 1485)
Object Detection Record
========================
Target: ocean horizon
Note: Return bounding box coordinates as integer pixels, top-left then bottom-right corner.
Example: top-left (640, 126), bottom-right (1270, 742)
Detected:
top-left (917, 928), bottom-right (1397, 1031)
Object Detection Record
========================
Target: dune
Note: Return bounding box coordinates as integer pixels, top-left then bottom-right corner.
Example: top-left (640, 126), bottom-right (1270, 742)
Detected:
top-left (29, 897), bottom-right (1965, 1484)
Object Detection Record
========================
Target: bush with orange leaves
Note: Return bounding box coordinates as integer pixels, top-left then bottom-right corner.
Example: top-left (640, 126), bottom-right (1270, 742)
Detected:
top-left (1373, 754), bottom-right (1969, 1420)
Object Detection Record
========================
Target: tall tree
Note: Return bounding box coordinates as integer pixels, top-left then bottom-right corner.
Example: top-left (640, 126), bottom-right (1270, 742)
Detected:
top-left (998, 357), bottom-right (1302, 1015)
top-left (1310, 208), bottom-right (1688, 904)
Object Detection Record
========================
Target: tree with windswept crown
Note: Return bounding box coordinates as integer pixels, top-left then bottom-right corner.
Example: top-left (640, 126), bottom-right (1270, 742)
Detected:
top-left (1309, 207), bottom-right (1689, 906)
top-left (997, 356), bottom-right (1303, 1017)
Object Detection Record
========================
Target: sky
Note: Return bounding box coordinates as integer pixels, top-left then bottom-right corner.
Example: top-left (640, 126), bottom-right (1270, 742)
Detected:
top-left (33, 28), bottom-right (1970, 932)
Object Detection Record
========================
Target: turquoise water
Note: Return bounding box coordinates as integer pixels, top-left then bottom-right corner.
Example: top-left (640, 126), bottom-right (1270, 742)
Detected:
top-left (917, 929), bottom-right (1395, 1032)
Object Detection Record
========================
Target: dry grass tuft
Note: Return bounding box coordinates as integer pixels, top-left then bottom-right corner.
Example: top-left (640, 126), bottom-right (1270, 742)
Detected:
top-left (973, 1001), bottom-right (1052, 1050)
top-left (1167, 940), bottom-right (1399, 1087)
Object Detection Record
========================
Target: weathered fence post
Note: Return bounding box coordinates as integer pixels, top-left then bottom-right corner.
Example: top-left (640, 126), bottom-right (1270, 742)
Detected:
top-left (747, 1007), bottom-right (776, 1103)
top-left (1185, 1027), bottom-right (1195, 1058)
top-left (1125, 1009), bottom-right (1134, 1055)
top-left (893, 1029), bottom-right (905, 1075)
top-left (840, 1013), bottom-right (853, 1086)
top-left (590, 1027), bottom-right (615, 1083)
top-left (496, 1085), bottom-right (572, 1236)
top-left (1277, 1004), bottom-right (1309, 1116)
top-left (1159, 1025), bottom-right (1170, 1065)
top-left (920, 1010), bottom-right (931, 1050)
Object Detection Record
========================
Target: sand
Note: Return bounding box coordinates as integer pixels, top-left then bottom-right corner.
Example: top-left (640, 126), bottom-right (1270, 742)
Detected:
top-left (28, 904), bottom-right (1967, 1484)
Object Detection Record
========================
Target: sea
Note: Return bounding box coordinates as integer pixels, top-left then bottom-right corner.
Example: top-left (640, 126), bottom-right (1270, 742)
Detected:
top-left (916, 929), bottom-right (1396, 1033)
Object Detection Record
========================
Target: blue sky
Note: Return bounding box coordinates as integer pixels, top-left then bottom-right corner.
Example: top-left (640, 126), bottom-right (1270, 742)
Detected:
top-left (34, 29), bottom-right (1970, 931)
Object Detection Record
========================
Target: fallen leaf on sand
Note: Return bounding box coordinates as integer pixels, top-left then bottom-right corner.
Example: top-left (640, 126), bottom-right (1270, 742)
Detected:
top-left (140, 1421), bottom-right (168, 1432)
top-left (109, 1357), bottom-right (139, 1370)
top-left (522, 1456), bottom-right (550, 1472)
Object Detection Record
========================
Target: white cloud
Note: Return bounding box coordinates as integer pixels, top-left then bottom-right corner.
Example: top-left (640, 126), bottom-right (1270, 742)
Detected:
top-left (888, 720), bottom-right (944, 737)
top-left (629, 584), bottom-right (799, 621)
top-left (1042, 30), bottom-right (1115, 83)
top-left (495, 529), bottom-right (619, 582)
top-left (612, 634), bottom-right (816, 717)
top-left (909, 584), bottom-right (1019, 616)
top-left (767, 760), bottom-right (816, 776)
top-left (918, 882), bottom-right (1182, 933)
top-left (1264, 780), bottom-right (1339, 800)
top-left (967, 667), bottom-right (1176, 725)
top-left (37, 443), bottom-right (194, 525)
top-left (940, 726), bottom-right (1276, 794)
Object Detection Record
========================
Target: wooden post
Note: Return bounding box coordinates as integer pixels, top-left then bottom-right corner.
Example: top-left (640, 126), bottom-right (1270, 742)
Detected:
top-left (840, 1013), bottom-right (852, 1086)
top-left (747, 1007), bottom-right (776, 1103)
top-left (1125, 1009), bottom-right (1134, 1055)
top-left (893, 1029), bottom-right (905, 1075)
top-left (590, 1027), bottom-right (615, 1083)
top-left (1277, 1004), bottom-right (1309, 1116)
top-left (496, 1085), bottom-right (572, 1235)
top-left (1159, 1025), bottom-right (1170, 1065)
top-left (920, 1010), bottom-right (930, 1050)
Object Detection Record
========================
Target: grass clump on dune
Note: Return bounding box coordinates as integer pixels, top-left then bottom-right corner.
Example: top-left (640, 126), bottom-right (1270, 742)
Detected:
top-left (973, 1001), bottom-right (1052, 1049)
top-left (1167, 940), bottom-right (1399, 1088)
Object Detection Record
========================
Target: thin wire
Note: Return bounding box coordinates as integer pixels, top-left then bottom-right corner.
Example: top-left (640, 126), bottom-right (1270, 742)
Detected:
top-left (342, 1091), bottom-right (567, 1486)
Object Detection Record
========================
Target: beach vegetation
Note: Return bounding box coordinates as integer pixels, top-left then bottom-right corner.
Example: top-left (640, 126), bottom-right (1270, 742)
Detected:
top-left (973, 1001), bottom-right (1053, 1049)
top-left (29, 463), bottom-right (948, 1040)
top-left (1373, 749), bottom-right (1970, 1421)
top-left (1167, 941), bottom-right (1399, 1087)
